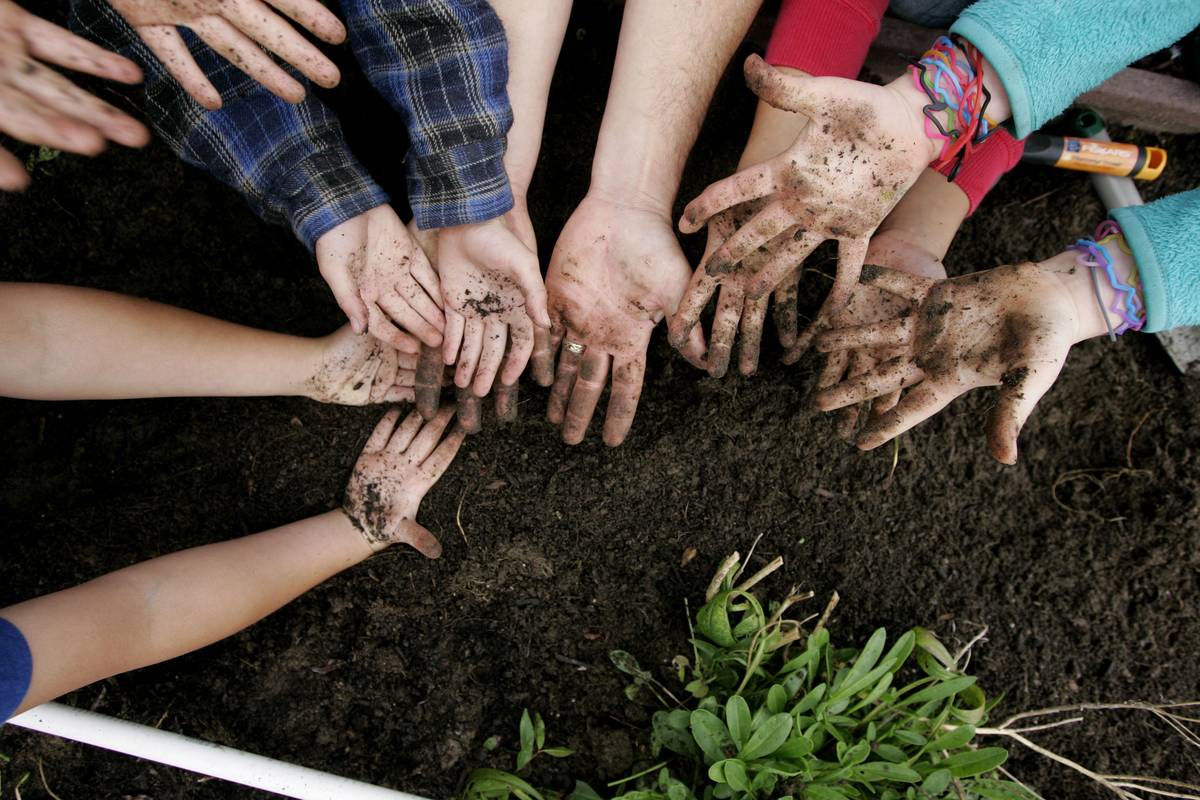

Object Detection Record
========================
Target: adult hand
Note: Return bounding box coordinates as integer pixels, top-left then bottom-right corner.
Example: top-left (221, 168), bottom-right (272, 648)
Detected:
top-left (0, 0), bottom-right (148, 190)
top-left (303, 323), bottom-right (419, 405)
top-left (813, 257), bottom-right (1090, 464)
top-left (315, 204), bottom-right (445, 355)
top-left (815, 231), bottom-right (947, 440)
top-left (537, 194), bottom-right (705, 446)
top-left (343, 407), bottom-right (464, 557)
top-left (105, 0), bottom-right (345, 109)
top-left (679, 54), bottom-right (937, 352)
top-left (669, 199), bottom-right (815, 377)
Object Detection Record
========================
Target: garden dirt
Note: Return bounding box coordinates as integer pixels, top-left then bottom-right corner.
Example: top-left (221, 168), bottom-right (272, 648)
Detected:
top-left (1, 4), bottom-right (1198, 798)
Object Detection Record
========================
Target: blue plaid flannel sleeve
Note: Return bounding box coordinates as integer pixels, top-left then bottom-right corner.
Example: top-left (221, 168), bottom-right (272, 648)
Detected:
top-left (342, 0), bottom-right (514, 230)
top-left (69, 0), bottom-right (389, 252)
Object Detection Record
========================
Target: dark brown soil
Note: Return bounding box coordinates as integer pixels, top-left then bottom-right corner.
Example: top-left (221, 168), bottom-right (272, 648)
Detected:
top-left (2, 4), bottom-right (1199, 799)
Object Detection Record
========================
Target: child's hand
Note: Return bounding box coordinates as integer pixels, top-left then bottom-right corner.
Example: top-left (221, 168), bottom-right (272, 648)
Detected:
top-left (668, 200), bottom-right (812, 377)
top-left (436, 217), bottom-right (546, 398)
top-left (105, 0), bottom-right (346, 109)
top-left (0, 0), bottom-right (149, 190)
top-left (679, 55), bottom-right (937, 354)
top-left (343, 407), bottom-right (465, 557)
top-left (813, 258), bottom-right (1090, 464)
top-left (305, 324), bottom-right (419, 406)
top-left (815, 232), bottom-right (947, 440)
top-left (315, 205), bottom-right (445, 354)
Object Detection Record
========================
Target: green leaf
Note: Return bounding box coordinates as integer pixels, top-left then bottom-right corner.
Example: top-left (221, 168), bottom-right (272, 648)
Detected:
top-left (517, 710), bottom-right (535, 771)
top-left (767, 684), bottom-right (788, 714)
top-left (610, 650), bottom-right (647, 678)
top-left (726, 696), bottom-right (752, 749)
top-left (874, 744), bottom-right (907, 763)
top-left (941, 747), bottom-right (1008, 778)
top-left (723, 760), bottom-right (751, 793)
top-left (773, 736), bottom-right (814, 761)
top-left (534, 713), bottom-right (546, 750)
top-left (901, 676), bottom-right (976, 708)
top-left (652, 711), bottom-right (701, 759)
top-left (882, 631), bottom-right (916, 674)
top-left (838, 629), bottom-right (886, 693)
top-left (483, 735), bottom-right (501, 752)
top-left (691, 708), bottom-right (735, 764)
top-left (792, 684), bottom-right (827, 716)
top-left (542, 748), bottom-right (574, 758)
top-left (921, 769), bottom-right (952, 795)
top-left (803, 786), bottom-right (851, 800)
top-left (953, 684), bottom-right (988, 725)
top-left (890, 730), bottom-right (926, 747)
top-left (698, 592), bottom-right (736, 647)
top-left (570, 781), bottom-right (606, 800)
top-left (850, 762), bottom-right (921, 783)
top-left (914, 628), bottom-right (956, 670)
top-left (968, 779), bottom-right (1039, 799)
top-left (840, 741), bottom-right (870, 766)
top-left (928, 724), bottom-right (975, 752)
top-left (467, 769), bottom-right (545, 800)
top-left (740, 713), bottom-right (793, 760)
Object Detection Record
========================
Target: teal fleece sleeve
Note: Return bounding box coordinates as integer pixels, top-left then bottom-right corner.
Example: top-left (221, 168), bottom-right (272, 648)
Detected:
top-left (1112, 190), bottom-right (1200, 333)
top-left (951, 1), bottom-right (1200, 138)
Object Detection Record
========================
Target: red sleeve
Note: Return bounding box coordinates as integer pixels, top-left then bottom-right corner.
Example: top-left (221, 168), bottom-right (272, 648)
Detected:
top-left (765, 0), bottom-right (889, 79)
top-left (934, 127), bottom-right (1026, 216)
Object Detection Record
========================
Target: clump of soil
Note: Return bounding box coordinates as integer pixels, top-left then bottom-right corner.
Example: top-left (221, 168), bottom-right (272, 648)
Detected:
top-left (1, 4), bottom-right (1198, 799)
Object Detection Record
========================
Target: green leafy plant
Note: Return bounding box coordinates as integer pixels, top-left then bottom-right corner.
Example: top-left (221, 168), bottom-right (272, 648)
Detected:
top-left (464, 552), bottom-right (1200, 800)
top-left (464, 710), bottom-right (575, 800)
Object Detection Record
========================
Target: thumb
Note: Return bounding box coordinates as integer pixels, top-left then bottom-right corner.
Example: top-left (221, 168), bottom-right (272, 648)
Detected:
top-left (397, 519), bottom-right (443, 559)
top-left (320, 258), bottom-right (369, 334)
top-left (743, 53), bottom-right (823, 116)
top-left (497, 236), bottom-right (551, 328)
top-left (985, 359), bottom-right (1064, 465)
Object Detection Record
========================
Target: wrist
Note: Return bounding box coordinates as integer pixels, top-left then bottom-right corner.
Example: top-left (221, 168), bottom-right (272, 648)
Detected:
top-left (885, 74), bottom-right (943, 167)
top-left (1042, 244), bottom-right (1139, 345)
top-left (324, 509), bottom-right (377, 561)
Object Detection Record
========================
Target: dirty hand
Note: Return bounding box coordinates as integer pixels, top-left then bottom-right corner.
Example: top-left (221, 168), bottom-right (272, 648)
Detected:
top-left (343, 407), bottom-right (465, 557)
top-left (0, 1), bottom-right (149, 190)
top-left (816, 231), bottom-right (948, 440)
top-left (105, 0), bottom-right (345, 109)
top-left (315, 204), bottom-right (445, 356)
top-left (679, 54), bottom-right (938, 353)
top-left (303, 323), bottom-right (419, 405)
top-left (536, 194), bottom-right (704, 446)
top-left (669, 199), bottom-right (817, 377)
top-left (813, 254), bottom-right (1094, 464)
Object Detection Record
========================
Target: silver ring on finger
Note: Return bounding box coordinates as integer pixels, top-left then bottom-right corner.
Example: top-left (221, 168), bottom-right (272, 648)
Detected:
top-left (563, 340), bottom-right (586, 355)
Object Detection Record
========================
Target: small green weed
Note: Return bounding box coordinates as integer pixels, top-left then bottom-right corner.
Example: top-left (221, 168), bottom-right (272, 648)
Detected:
top-left (463, 552), bottom-right (1029, 800)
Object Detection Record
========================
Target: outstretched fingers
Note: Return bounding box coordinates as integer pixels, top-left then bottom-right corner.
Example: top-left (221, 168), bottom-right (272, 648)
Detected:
top-left (679, 166), bottom-right (776, 234)
top-left (667, 268), bottom-right (717, 351)
top-left (748, 231), bottom-right (821, 298)
top-left (546, 336), bottom-right (583, 425)
top-left (706, 286), bottom-right (744, 379)
top-left (363, 408), bottom-right (402, 453)
top-left (816, 316), bottom-right (915, 352)
top-left (814, 356), bottom-right (924, 411)
top-left (737, 294), bottom-right (769, 376)
top-left (856, 380), bottom-right (957, 451)
top-left (860, 263), bottom-right (937, 304)
top-left (24, 15), bottom-right (142, 83)
top-left (986, 359), bottom-right (1065, 465)
top-left (135, 26), bottom-right (223, 109)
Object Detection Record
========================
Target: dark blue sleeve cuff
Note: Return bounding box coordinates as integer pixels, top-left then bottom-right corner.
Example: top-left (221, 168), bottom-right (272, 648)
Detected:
top-left (0, 618), bottom-right (32, 722)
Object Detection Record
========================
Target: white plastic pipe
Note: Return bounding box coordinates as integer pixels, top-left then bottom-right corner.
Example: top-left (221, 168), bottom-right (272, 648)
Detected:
top-left (8, 703), bottom-right (431, 800)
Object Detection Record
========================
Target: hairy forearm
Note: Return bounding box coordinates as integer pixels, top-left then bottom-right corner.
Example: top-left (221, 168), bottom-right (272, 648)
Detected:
top-left (490, 0), bottom-right (573, 195)
top-left (0, 284), bottom-right (321, 400)
top-left (3, 511), bottom-right (370, 714)
top-left (590, 0), bottom-right (764, 213)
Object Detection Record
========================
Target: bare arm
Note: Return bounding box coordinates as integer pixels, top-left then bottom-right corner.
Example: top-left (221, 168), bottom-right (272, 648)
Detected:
top-left (490, 0), bottom-right (573, 197)
top-left (0, 283), bottom-right (417, 404)
top-left (4, 511), bottom-right (369, 715)
top-left (3, 408), bottom-right (463, 716)
top-left (590, 0), bottom-right (764, 212)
